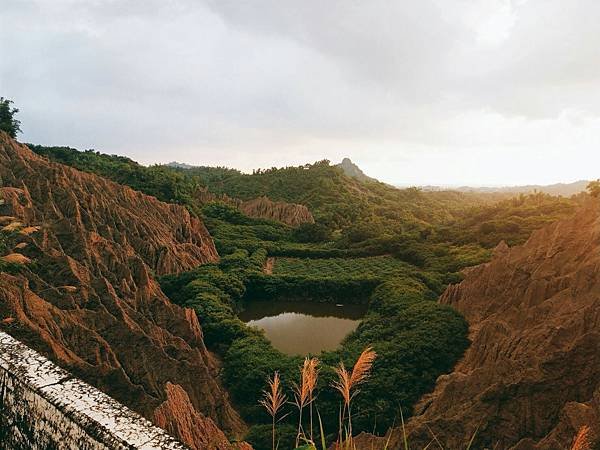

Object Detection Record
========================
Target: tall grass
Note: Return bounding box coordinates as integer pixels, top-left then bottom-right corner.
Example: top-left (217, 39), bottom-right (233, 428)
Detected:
top-left (260, 350), bottom-right (595, 450)
top-left (260, 347), bottom-right (377, 450)
top-left (259, 371), bottom-right (287, 450)
top-left (332, 347), bottom-right (377, 446)
top-left (293, 357), bottom-right (320, 447)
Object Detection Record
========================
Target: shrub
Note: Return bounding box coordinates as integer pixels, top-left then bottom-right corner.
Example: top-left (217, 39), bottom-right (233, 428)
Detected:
top-left (0, 97), bottom-right (21, 138)
top-left (246, 423), bottom-right (297, 450)
top-left (292, 222), bottom-right (332, 243)
top-left (161, 252), bottom-right (469, 439)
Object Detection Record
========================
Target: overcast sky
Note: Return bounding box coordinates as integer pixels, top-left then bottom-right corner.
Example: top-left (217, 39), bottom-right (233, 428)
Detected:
top-left (1, 0), bottom-right (599, 186)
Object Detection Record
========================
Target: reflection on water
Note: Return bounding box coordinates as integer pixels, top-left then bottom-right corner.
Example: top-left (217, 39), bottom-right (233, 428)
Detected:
top-left (239, 301), bottom-right (368, 356)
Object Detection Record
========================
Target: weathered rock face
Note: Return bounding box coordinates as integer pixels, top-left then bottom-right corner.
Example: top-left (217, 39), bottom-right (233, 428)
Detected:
top-left (376, 200), bottom-right (600, 449)
top-left (335, 157), bottom-right (378, 183)
top-left (0, 132), bottom-right (245, 449)
top-left (195, 186), bottom-right (240, 207)
top-left (238, 196), bottom-right (314, 226)
top-left (154, 383), bottom-right (238, 450)
top-left (195, 187), bottom-right (314, 226)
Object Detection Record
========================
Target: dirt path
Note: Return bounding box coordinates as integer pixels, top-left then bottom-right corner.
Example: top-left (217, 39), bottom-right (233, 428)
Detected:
top-left (263, 257), bottom-right (275, 274)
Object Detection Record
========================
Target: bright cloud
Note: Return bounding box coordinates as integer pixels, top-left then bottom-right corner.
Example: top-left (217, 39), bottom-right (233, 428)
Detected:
top-left (1, 0), bottom-right (598, 185)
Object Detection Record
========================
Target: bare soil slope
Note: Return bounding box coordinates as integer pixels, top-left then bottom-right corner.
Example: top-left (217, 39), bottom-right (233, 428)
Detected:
top-left (406, 200), bottom-right (600, 448)
top-left (0, 132), bottom-right (245, 449)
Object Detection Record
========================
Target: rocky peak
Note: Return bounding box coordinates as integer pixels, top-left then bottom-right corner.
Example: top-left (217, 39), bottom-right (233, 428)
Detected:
top-left (492, 239), bottom-right (510, 256)
top-left (336, 157), bottom-right (378, 183)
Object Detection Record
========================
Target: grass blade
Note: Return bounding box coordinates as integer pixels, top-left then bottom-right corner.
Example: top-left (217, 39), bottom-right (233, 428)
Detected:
top-left (317, 409), bottom-right (327, 450)
top-left (399, 407), bottom-right (409, 450)
top-left (465, 426), bottom-right (479, 450)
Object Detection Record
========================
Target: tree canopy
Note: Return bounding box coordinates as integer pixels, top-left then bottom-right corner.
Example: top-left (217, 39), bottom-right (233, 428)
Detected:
top-left (587, 180), bottom-right (600, 198)
top-left (0, 97), bottom-right (22, 138)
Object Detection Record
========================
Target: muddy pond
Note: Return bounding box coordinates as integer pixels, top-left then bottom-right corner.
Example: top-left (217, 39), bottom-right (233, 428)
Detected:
top-left (239, 300), bottom-right (368, 355)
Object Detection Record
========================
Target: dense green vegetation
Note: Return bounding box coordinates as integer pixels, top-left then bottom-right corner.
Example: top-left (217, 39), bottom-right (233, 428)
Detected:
top-left (28, 144), bottom-right (202, 211)
top-left (272, 251), bottom-right (487, 283)
top-left (173, 159), bottom-right (586, 253)
top-left (32, 144), bottom-right (489, 241)
top-left (30, 144), bottom-right (584, 253)
top-left (160, 249), bottom-right (469, 446)
top-left (161, 204), bottom-right (489, 448)
top-left (28, 142), bottom-right (589, 449)
top-left (437, 191), bottom-right (585, 247)
top-left (171, 160), bottom-right (489, 231)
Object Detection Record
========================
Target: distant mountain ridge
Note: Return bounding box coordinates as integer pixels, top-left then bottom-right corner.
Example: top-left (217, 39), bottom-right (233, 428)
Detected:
top-left (167, 161), bottom-right (196, 169)
top-left (420, 180), bottom-right (590, 197)
top-left (169, 158), bottom-right (381, 184)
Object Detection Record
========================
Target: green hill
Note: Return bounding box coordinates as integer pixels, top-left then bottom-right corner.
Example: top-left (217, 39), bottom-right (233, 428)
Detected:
top-left (29, 144), bottom-right (584, 252)
top-left (25, 141), bottom-right (590, 448)
top-left (168, 159), bottom-right (489, 230)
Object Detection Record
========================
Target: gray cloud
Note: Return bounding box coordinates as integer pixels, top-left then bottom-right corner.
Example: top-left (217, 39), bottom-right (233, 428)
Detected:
top-left (0, 0), bottom-right (598, 185)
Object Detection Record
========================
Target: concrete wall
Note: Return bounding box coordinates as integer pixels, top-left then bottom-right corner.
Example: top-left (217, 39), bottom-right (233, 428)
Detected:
top-left (0, 331), bottom-right (189, 450)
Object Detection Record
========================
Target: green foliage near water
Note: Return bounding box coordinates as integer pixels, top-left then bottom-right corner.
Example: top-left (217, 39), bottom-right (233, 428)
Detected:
top-left (334, 279), bottom-right (468, 430)
top-left (159, 246), bottom-right (470, 446)
top-left (272, 253), bottom-right (476, 284)
top-left (28, 140), bottom-right (590, 449)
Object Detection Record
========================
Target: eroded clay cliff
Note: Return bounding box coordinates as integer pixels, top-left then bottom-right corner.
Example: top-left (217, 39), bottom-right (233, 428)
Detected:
top-left (369, 200), bottom-right (600, 449)
top-left (0, 132), bottom-right (245, 449)
top-left (195, 187), bottom-right (314, 226)
top-left (238, 196), bottom-right (314, 226)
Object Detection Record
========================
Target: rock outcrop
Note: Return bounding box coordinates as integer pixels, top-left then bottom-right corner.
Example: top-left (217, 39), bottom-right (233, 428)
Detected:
top-left (238, 196), bottom-right (314, 226)
top-left (335, 157), bottom-right (378, 183)
top-left (195, 187), bottom-right (314, 226)
top-left (154, 383), bottom-right (245, 450)
top-left (373, 200), bottom-right (600, 449)
top-left (0, 132), bottom-right (245, 449)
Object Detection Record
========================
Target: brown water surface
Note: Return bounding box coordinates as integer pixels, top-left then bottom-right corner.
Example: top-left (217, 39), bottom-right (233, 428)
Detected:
top-left (239, 300), bottom-right (368, 355)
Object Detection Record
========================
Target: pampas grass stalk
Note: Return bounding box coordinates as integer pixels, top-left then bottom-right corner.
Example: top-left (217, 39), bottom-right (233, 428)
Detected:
top-left (293, 357), bottom-right (320, 446)
top-left (307, 357), bottom-right (319, 442)
top-left (332, 346), bottom-right (377, 447)
top-left (260, 371), bottom-right (287, 450)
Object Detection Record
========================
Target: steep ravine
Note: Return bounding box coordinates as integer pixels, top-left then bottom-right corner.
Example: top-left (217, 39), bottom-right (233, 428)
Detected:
top-left (358, 200), bottom-right (600, 449)
top-left (0, 132), bottom-right (246, 449)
